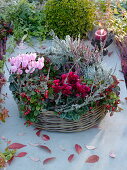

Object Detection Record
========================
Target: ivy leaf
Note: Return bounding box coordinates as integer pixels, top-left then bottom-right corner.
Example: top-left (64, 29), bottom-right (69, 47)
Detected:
top-left (16, 152), bottom-right (28, 157)
top-left (68, 154), bottom-right (74, 162)
top-left (38, 145), bottom-right (51, 153)
top-left (43, 157), bottom-right (56, 165)
top-left (75, 144), bottom-right (82, 154)
top-left (42, 135), bottom-right (50, 141)
top-left (85, 155), bottom-right (99, 163)
top-left (8, 143), bottom-right (26, 149)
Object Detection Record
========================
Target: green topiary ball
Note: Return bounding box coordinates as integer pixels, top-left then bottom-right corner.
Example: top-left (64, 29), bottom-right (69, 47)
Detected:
top-left (44, 0), bottom-right (96, 39)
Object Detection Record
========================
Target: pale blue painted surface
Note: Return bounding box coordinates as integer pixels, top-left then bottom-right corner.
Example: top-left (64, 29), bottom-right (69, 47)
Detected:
top-left (1, 40), bottom-right (127, 170)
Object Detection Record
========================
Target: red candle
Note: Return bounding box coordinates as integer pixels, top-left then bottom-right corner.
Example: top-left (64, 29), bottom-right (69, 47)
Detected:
top-left (95, 29), bottom-right (107, 41)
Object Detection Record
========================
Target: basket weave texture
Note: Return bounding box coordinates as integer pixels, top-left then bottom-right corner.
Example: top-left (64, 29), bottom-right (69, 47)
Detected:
top-left (33, 106), bottom-right (107, 132)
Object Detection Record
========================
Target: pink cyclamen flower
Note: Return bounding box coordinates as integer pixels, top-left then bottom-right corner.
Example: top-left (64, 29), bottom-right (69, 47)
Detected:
top-left (17, 69), bottom-right (23, 75)
top-left (29, 53), bottom-right (37, 61)
top-left (11, 66), bottom-right (18, 73)
top-left (22, 59), bottom-right (29, 68)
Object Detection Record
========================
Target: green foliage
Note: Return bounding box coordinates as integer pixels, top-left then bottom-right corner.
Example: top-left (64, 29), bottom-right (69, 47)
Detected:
top-left (5, 0), bottom-right (47, 41)
top-left (0, 60), bottom-right (4, 73)
top-left (44, 0), bottom-right (96, 39)
top-left (95, 0), bottom-right (127, 41)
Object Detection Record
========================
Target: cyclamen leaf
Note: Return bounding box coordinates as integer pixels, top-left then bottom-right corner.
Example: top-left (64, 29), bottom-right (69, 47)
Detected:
top-left (85, 155), bottom-right (99, 163)
top-left (109, 152), bottom-right (116, 158)
top-left (42, 135), bottom-right (50, 141)
top-left (68, 154), bottom-right (74, 162)
top-left (38, 145), bottom-right (51, 153)
top-left (43, 157), bottom-right (56, 165)
top-left (16, 152), bottom-right (28, 157)
top-left (85, 145), bottom-right (96, 150)
top-left (8, 143), bottom-right (26, 149)
top-left (75, 144), bottom-right (82, 154)
top-left (36, 130), bottom-right (42, 137)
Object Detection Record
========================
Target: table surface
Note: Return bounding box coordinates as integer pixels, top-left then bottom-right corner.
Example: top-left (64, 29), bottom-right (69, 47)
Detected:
top-left (1, 39), bottom-right (127, 170)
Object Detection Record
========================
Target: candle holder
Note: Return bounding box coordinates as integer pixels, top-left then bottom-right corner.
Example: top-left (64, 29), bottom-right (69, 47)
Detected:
top-left (89, 29), bottom-right (114, 56)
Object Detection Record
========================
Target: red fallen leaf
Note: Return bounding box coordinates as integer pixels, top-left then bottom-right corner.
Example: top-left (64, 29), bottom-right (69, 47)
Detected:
top-left (42, 135), bottom-right (50, 141)
top-left (38, 145), bottom-right (51, 153)
top-left (16, 152), bottom-right (28, 157)
top-left (7, 156), bottom-right (15, 165)
top-left (108, 51), bottom-right (113, 57)
top-left (43, 157), bottom-right (56, 165)
top-left (34, 128), bottom-right (41, 131)
top-left (36, 130), bottom-right (42, 137)
top-left (68, 154), bottom-right (74, 162)
top-left (75, 144), bottom-right (82, 154)
top-left (125, 97), bottom-right (127, 100)
top-left (85, 155), bottom-right (99, 163)
top-left (8, 143), bottom-right (26, 149)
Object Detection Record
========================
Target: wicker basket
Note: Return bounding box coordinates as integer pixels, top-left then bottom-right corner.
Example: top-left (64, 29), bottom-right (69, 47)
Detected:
top-left (33, 106), bottom-right (107, 132)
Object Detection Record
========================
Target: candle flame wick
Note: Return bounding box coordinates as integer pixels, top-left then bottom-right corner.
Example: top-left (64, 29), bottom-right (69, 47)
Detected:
top-left (100, 29), bottom-right (104, 35)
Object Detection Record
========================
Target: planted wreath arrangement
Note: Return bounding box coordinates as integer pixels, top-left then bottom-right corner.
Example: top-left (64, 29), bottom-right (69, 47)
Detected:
top-left (9, 35), bottom-right (120, 132)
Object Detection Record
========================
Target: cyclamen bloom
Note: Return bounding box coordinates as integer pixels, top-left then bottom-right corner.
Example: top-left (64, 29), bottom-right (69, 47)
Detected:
top-left (9, 53), bottom-right (44, 74)
top-left (52, 72), bottom-right (91, 97)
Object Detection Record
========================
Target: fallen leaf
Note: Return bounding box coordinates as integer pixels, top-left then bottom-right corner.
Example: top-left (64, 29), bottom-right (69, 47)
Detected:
top-left (43, 157), bottom-right (56, 165)
top-left (85, 145), bottom-right (96, 150)
top-left (1, 136), bottom-right (6, 140)
top-left (36, 130), bottom-right (42, 137)
top-left (68, 154), bottom-right (74, 162)
top-left (119, 80), bottom-right (124, 82)
top-left (85, 155), bottom-right (99, 163)
top-left (75, 144), bottom-right (82, 154)
top-left (16, 152), bottom-right (27, 157)
top-left (125, 97), bottom-right (127, 100)
top-left (29, 157), bottom-right (40, 162)
top-left (42, 135), bottom-right (50, 141)
top-left (7, 156), bottom-right (15, 165)
top-left (29, 143), bottom-right (40, 147)
top-left (109, 152), bottom-right (116, 158)
top-left (108, 51), bottom-right (113, 57)
top-left (34, 128), bottom-right (41, 131)
top-left (117, 107), bottom-right (124, 112)
top-left (8, 143), bottom-right (26, 149)
top-left (38, 145), bottom-right (51, 153)
top-left (6, 140), bottom-right (11, 144)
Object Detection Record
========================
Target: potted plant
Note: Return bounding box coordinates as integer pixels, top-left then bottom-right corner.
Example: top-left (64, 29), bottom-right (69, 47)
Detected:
top-left (9, 35), bottom-right (120, 132)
